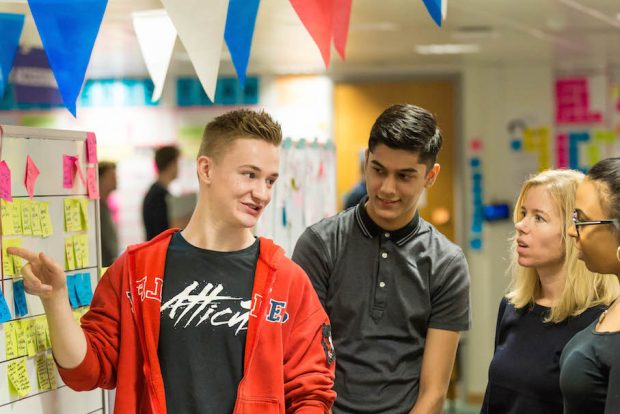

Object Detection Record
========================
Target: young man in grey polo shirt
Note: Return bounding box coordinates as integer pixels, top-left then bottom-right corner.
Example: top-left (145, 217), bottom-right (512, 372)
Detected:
top-left (292, 104), bottom-right (470, 414)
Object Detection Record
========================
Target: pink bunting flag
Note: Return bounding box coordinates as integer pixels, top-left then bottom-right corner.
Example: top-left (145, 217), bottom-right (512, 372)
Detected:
top-left (0, 161), bottom-right (12, 201)
top-left (333, 0), bottom-right (352, 60)
top-left (290, 0), bottom-right (334, 68)
top-left (25, 155), bottom-right (40, 198)
top-left (86, 166), bottom-right (99, 200)
top-left (86, 132), bottom-right (98, 163)
top-left (63, 154), bottom-right (77, 188)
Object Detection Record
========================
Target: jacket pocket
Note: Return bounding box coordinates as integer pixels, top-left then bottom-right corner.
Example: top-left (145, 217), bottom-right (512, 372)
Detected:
top-left (235, 397), bottom-right (279, 414)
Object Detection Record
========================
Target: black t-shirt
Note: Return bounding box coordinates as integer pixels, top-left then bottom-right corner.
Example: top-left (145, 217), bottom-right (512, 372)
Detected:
top-left (158, 232), bottom-right (258, 414)
top-left (481, 298), bottom-right (604, 414)
top-left (560, 319), bottom-right (620, 414)
top-left (143, 182), bottom-right (169, 240)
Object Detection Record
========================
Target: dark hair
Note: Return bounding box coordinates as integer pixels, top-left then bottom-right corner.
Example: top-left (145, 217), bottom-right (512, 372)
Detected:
top-left (155, 145), bottom-right (180, 172)
top-left (368, 104), bottom-right (442, 169)
top-left (587, 157), bottom-right (620, 232)
top-left (98, 161), bottom-right (116, 178)
top-left (199, 109), bottom-right (282, 159)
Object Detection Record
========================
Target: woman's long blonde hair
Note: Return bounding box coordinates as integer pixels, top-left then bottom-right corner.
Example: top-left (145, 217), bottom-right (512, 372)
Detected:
top-left (505, 169), bottom-right (619, 322)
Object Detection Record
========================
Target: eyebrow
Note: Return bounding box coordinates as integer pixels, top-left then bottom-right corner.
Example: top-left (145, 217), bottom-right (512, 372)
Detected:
top-left (370, 160), bottom-right (421, 174)
top-left (521, 207), bottom-right (550, 217)
top-left (240, 165), bottom-right (279, 178)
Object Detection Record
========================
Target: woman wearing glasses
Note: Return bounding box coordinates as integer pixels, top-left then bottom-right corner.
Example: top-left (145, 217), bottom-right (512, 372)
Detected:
top-left (481, 169), bottom-right (618, 414)
top-left (561, 157), bottom-right (620, 414)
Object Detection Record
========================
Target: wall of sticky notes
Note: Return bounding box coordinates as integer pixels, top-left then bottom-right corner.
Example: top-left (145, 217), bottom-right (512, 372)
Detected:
top-left (0, 125), bottom-right (104, 413)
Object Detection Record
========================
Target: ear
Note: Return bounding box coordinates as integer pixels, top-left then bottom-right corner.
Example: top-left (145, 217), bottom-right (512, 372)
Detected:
top-left (424, 163), bottom-right (441, 188)
top-left (197, 155), bottom-right (215, 185)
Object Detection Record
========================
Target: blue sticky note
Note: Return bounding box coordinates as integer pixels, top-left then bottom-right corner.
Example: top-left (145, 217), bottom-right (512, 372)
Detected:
top-left (12, 280), bottom-right (28, 317)
top-left (77, 273), bottom-right (93, 306)
top-left (66, 274), bottom-right (79, 309)
top-left (0, 291), bottom-right (12, 322)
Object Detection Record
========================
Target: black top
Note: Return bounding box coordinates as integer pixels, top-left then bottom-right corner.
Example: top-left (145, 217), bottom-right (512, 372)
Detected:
top-left (560, 318), bottom-right (620, 414)
top-left (143, 181), bottom-right (169, 241)
top-left (158, 232), bottom-right (258, 414)
top-left (481, 298), bottom-right (604, 414)
top-left (292, 197), bottom-right (470, 414)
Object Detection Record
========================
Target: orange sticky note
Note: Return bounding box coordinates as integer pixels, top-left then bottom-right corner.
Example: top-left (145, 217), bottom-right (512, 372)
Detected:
top-left (24, 155), bottom-right (40, 199)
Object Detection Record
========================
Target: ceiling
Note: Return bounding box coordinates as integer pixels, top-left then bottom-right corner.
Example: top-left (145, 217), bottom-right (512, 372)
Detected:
top-left (1, 0), bottom-right (620, 79)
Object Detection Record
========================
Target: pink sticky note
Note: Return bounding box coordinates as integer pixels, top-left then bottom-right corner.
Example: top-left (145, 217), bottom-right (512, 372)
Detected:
top-left (24, 155), bottom-right (40, 199)
top-left (86, 132), bottom-right (98, 163)
top-left (74, 157), bottom-right (86, 188)
top-left (63, 155), bottom-right (77, 188)
top-left (86, 167), bottom-right (99, 200)
top-left (0, 161), bottom-right (12, 201)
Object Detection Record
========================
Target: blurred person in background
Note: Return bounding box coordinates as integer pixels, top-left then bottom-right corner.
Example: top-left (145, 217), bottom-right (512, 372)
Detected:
top-left (481, 169), bottom-right (618, 414)
top-left (98, 161), bottom-right (118, 267)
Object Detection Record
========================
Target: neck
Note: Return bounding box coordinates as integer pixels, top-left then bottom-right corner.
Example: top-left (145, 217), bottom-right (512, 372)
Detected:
top-left (365, 201), bottom-right (416, 231)
top-left (536, 265), bottom-right (566, 307)
top-left (181, 201), bottom-right (255, 252)
top-left (157, 172), bottom-right (174, 188)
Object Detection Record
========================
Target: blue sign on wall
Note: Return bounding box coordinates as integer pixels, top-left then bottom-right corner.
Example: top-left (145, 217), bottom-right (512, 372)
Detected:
top-left (177, 76), bottom-right (259, 107)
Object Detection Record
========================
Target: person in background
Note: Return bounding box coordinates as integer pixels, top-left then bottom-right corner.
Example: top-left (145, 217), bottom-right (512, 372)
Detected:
top-left (343, 150), bottom-right (367, 210)
top-left (142, 145), bottom-right (180, 240)
top-left (8, 109), bottom-right (336, 414)
top-left (561, 157), bottom-right (620, 414)
top-left (481, 169), bottom-right (618, 414)
top-left (293, 104), bottom-right (470, 414)
top-left (98, 161), bottom-right (119, 267)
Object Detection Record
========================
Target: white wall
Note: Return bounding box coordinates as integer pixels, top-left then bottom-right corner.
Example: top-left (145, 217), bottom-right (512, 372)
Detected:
top-left (461, 61), bottom-right (554, 396)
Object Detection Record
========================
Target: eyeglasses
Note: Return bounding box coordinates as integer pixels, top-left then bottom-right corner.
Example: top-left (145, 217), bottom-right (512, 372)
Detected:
top-left (572, 209), bottom-right (617, 238)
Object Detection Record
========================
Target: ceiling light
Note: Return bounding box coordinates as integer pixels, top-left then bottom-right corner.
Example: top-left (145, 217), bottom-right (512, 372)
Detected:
top-left (415, 44), bottom-right (480, 55)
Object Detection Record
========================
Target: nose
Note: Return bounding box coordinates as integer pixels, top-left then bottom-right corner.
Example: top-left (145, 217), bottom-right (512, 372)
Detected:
top-left (515, 218), bottom-right (528, 234)
top-left (379, 175), bottom-right (396, 196)
top-left (252, 181), bottom-right (270, 203)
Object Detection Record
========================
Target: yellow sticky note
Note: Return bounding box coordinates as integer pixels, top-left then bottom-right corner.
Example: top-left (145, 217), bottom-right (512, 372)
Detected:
top-left (64, 199), bottom-right (75, 232)
top-left (5, 321), bottom-right (18, 360)
top-left (73, 235), bottom-right (83, 269)
top-left (19, 200), bottom-right (33, 236)
top-left (34, 317), bottom-right (49, 352)
top-left (24, 320), bottom-right (37, 358)
top-left (30, 201), bottom-right (42, 237)
top-left (2, 240), bottom-right (15, 276)
top-left (593, 130), bottom-right (615, 143)
top-left (9, 201), bottom-right (22, 235)
top-left (65, 236), bottom-right (76, 271)
top-left (79, 198), bottom-right (89, 230)
top-left (72, 309), bottom-right (83, 324)
top-left (39, 202), bottom-right (53, 238)
top-left (587, 143), bottom-right (601, 166)
top-left (1, 200), bottom-right (15, 236)
top-left (35, 353), bottom-right (51, 391)
top-left (46, 353), bottom-right (57, 390)
top-left (7, 358), bottom-right (32, 397)
top-left (14, 320), bottom-right (27, 357)
top-left (9, 239), bottom-right (23, 277)
top-left (81, 235), bottom-right (90, 267)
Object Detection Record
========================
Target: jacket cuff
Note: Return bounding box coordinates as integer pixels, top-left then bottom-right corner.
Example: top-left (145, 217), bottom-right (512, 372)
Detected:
top-left (56, 347), bottom-right (101, 390)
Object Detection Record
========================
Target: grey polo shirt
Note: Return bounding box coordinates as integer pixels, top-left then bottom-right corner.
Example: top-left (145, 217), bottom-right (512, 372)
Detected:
top-left (292, 198), bottom-right (470, 414)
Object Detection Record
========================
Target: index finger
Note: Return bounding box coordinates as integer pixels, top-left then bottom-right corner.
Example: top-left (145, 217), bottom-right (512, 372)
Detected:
top-left (6, 246), bottom-right (39, 262)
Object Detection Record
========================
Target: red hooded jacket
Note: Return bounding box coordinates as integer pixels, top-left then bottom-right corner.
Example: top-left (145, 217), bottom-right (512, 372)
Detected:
top-left (57, 230), bottom-right (336, 414)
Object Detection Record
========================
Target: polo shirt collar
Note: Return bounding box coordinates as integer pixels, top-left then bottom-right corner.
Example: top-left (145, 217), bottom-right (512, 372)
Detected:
top-left (354, 196), bottom-right (420, 246)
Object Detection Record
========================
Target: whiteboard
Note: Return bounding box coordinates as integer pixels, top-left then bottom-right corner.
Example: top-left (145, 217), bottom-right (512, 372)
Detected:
top-left (0, 125), bottom-right (105, 414)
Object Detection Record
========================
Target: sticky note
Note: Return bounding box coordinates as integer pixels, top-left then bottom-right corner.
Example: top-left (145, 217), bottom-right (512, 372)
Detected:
top-left (25, 155), bottom-right (40, 199)
top-left (74, 157), bottom-right (86, 188)
top-left (0, 291), bottom-right (12, 322)
top-left (65, 236), bottom-right (76, 271)
top-left (13, 280), bottom-right (28, 318)
top-left (2, 241), bottom-right (15, 276)
top-left (64, 198), bottom-right (78, 232)
top-left (34, 317), bottom-right (49, 352)
top-left (63, 155), bottom-right (77, 189)
top-left (86, 167), bottom-right (99, 200)
top-left (24, 320), bottom-right (37, 357)
top-left (36, 353), bottom-right (51, 391)
top-left (30, 201), bottom-right (42, 237)
top-left (5, 321), bottom-right (18, 359)
top-left (7, 357), bottom-right (32, 397)
top-left (77, 273), bottom-right (93, 306)
top-left (14, 321), bottom-right (27, 357)
top-left (66, 275), bottom-right (79, 309)
top-left (77, 234), bottom-right (89, 267)
top-left (79, 198), bottom-right (89, 230)
top-left (86, 132), bottom-right (98, 163)
top-left (0, 160), bottom-right (12, 202)
top-left (39, 202), bottom-right (53, 237)
top-left (46, 353), bottom-right (58, 389)
top-left (19, 200), bottom-right (32, 235)
top-left (1, 199), bottom-right (15, 235)
top-left (9, 201), bottom-right (22, 235)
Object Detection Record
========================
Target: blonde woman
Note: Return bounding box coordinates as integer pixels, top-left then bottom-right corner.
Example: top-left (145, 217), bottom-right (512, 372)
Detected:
top-left (561, 157), bottom-right (620, 413)
top-left (481, 169), bottom-right (618, 414)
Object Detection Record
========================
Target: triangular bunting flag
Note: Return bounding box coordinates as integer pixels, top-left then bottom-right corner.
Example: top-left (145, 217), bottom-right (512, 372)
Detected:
top-left (0, 13), bottom-right (25, 98)
top-left (27, 0), bottom-right (108, 116)
top-left (161, 0), bottom-right (229, 102)
top-left (132, 9), bottom-right (177, 102)
top-left (422, 0), bottom-right (443, 27)
top-left (224, 0), bottom-right (260, 86)
top-left (290, 0), bottom-right (334, 68)
top-left (332, 0), bottom-right (352, 60)
top-left (442, 0), bottom-right (448, 21)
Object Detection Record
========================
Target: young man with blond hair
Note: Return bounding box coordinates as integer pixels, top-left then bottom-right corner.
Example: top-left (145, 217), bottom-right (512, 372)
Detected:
top-left (10, 109), bottom-right (336, 414)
